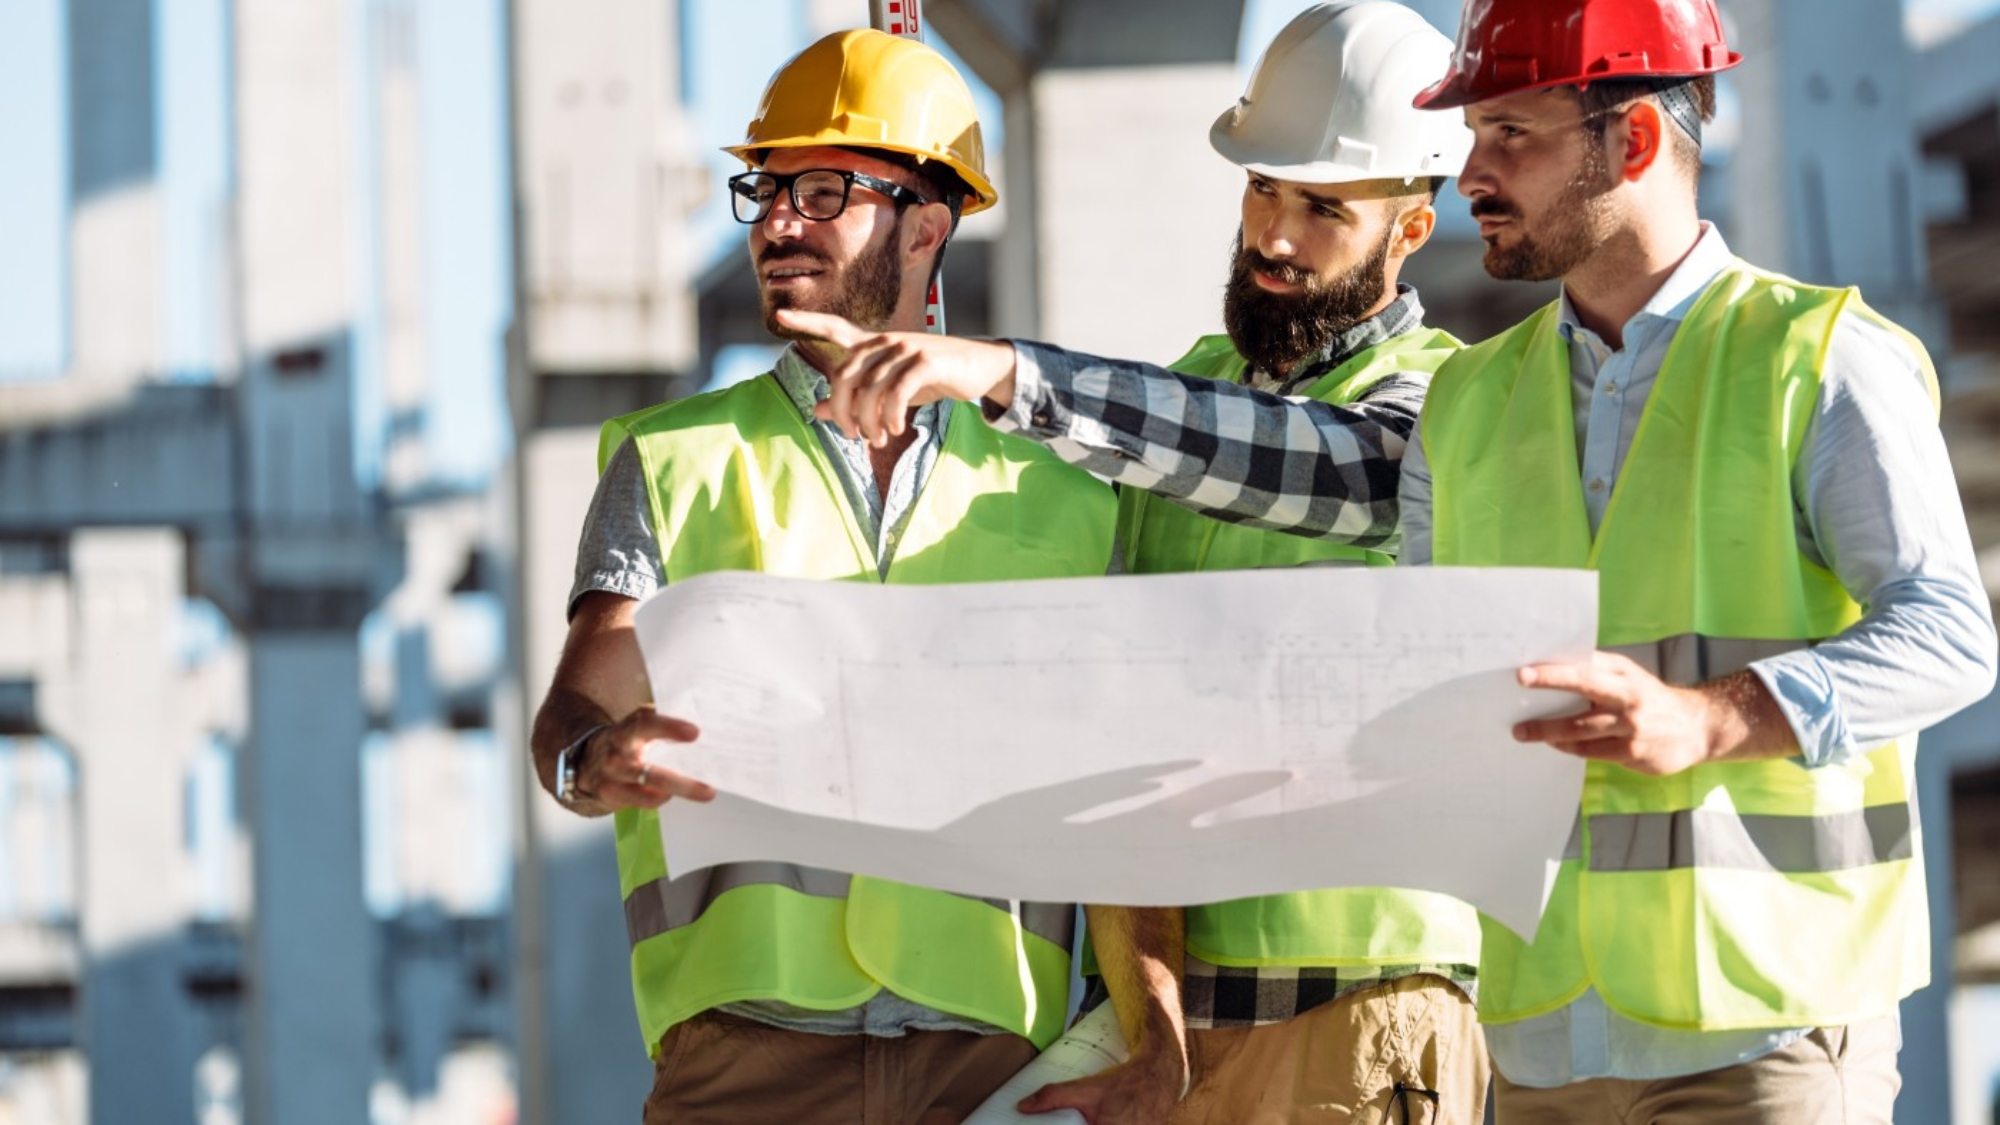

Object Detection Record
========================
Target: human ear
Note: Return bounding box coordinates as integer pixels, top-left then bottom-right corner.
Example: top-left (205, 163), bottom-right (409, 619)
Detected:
top-left (1618, 100), bottom-right (1666, 181)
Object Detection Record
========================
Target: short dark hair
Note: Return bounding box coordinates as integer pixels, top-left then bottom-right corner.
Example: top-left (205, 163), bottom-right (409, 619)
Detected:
top-left (1573, 75), bottom-right (1715, 179)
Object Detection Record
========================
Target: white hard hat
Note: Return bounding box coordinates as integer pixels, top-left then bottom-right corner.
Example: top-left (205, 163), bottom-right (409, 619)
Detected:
top-left (1212, 0), bottom-right (1472, 185)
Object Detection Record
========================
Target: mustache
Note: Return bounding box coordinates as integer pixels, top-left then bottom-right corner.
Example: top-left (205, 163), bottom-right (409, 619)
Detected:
top-left (1469, 197), bottom-right (1520, 220)
top-left (1238, 249), bottom-right (1313, 288)
top-left (758, 244), bottom-right (832, 268)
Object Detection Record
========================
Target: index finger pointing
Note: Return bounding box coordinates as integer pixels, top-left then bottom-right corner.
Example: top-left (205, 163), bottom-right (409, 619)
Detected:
top-left (773, 308), bottom-right (868, 348)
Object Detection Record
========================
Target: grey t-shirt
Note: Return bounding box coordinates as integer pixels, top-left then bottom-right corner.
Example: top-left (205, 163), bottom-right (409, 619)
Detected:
top-left (569, 348), bottom-right (1002, 1038)
top-left (569, 346), bottom-right (949, 616)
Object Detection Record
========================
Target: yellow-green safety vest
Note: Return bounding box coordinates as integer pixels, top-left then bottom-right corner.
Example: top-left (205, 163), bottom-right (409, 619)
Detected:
top-left (1120, 328), bottom-right (1461, 574)
top-left (602, 373), bottom-right (1117, 1053)
top-left (1423, 259), bottom-right (1934, 1030)
top-left (1129, 331), bottom-right (1487, 969)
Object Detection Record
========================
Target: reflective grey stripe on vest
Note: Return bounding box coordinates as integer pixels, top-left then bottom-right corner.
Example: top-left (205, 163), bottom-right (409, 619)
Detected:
top-left (623, 861), bottom-right (1075, 951)
top-left (1561, 813), bottom-right (1583, 861)
top-left (1605, 635), bottom-right (1806, 687)
top-left (624, 862), bottom-right (850, 947)
top-left (1572, 637), bottom-right (1911, 876)
top-left (1587, 804), bottom-right (1914, 874)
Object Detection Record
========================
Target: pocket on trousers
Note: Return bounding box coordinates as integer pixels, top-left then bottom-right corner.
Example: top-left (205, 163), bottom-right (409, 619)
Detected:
top-left (646, 1018), bottom-right (699, 1107)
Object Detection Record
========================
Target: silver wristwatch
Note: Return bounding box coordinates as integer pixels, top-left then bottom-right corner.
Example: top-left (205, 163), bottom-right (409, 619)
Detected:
top-left (554, 723), bottom-right (611, 808)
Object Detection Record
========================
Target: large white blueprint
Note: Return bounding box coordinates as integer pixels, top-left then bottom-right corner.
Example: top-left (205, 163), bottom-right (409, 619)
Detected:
top-left (633, 567), bottom-right (1595, 939)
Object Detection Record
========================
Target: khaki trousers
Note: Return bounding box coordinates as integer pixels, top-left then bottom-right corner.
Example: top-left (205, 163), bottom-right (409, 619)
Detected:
top-left (1493, 1018), bottom-right (1902, 1125)
top-left (1171, 974), bottom-right (1490, 1125)
top-left (640, 1010), bottom-right (1037, 1124)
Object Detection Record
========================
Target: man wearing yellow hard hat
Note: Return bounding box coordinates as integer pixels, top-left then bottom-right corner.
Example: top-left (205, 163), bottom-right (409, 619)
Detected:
top-left (527, 29), bottom-right (1115, 1122)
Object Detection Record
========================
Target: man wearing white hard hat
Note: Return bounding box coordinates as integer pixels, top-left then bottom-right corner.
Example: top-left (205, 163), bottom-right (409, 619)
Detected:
top-left (779, 4), bottom-right (1488, 1121)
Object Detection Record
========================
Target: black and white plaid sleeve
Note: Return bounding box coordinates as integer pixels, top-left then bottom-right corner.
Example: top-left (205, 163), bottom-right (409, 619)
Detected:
top-left (989, 340), bottom-right (1427, 550)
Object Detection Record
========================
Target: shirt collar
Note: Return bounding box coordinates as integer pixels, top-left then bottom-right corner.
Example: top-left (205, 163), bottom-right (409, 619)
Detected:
top-left (772, 342), bottom-right (946, 430)
top-left (1272, 284), bottom-right (1428, 391)
top-left (1557, 221), bottom-right (1731, 343)
top-left (772, 345), bottom-right (831, 420)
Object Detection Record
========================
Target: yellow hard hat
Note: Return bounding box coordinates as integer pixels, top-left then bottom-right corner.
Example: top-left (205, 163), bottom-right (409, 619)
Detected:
top-left (724, 29), bottom-right (998, 215)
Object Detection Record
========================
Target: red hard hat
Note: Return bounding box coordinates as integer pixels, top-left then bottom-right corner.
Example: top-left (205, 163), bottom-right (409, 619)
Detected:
top-left (1414, 0), bottom-right (1742, 110)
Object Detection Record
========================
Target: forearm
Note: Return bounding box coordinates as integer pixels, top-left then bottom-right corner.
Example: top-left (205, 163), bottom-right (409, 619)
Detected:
top-left (994, 340), bottom-right (1419, 546)
top-left (1086, 905), bottom-right (1188, 1076)
top-left (1696, 670), bottom-right (1800, 762)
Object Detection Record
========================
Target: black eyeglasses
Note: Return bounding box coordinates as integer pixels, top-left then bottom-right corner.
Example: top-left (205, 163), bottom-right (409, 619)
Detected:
top-left (728, 168), bottom-right (930, 224)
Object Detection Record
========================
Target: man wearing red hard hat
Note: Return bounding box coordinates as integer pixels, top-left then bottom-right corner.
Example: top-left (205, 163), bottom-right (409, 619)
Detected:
top-left (1403, 0), bottom-right (1995, 1121)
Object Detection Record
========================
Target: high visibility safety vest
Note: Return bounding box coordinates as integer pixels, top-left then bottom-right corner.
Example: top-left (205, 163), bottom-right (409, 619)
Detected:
top-left (1125, 331), bottom-right (1486, 969)
top-left (1119, 328), bottom-right (1462, 575)
top-left (1423, 260), bottom-right (1935, 1030)
top-left (601, 373), bottom-right (1116, 1053)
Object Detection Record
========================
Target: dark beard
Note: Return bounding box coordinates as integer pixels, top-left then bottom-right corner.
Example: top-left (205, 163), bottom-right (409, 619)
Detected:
top-left (1221, 222), bottom-right (1395, 379)
top-left (1473, 141), bottom-right (1618, 282)
top-left (761, 219), bottom-right (905, 338)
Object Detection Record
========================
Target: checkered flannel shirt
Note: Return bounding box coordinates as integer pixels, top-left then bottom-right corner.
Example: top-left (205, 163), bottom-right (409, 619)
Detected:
top-left (1180, 959), bottom-right (1477, 1029)
top-left (989, 287), bottom-right (1433, 552)
top-left (1000, 289), bottom-right (1477, 1023)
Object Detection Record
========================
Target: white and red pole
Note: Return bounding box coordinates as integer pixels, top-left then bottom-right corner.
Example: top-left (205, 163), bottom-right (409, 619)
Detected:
top-left (868, 0), bottom-right (948, 334)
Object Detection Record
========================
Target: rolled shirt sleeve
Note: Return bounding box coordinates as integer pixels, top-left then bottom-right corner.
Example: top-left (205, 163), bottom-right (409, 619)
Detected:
top-left (1748, 314), bottom-right (1998, 765)
top-left (567, 438), bottom-right (665, 618)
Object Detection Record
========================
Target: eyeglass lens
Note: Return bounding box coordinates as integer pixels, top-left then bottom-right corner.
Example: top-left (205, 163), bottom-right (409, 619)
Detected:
top-left (730, 170), bottom-right (854, 223)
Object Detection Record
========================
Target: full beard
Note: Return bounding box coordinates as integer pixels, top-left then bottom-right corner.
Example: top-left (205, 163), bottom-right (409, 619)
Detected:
top-left (761, 221), bottom-right (905, 339)
top-left (1221, 221), bottom-right (1396, 378)
top-left (1474, 142), bottom-right (1619, 282)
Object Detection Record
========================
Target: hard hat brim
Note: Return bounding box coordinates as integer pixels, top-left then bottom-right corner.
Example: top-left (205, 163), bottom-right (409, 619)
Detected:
top-left (1211, 109), bottom-right (1468, 184)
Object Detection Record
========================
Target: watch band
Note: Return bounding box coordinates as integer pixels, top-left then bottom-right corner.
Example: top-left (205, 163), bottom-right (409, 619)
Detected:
top-left (555, 722), bottom-right (612, 807)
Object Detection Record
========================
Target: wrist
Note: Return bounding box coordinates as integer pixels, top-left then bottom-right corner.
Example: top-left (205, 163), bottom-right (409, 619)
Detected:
top-left (1136, 1025), bottom-right (1191, 1099)
top-left (987, 354), bottom-right (1017, 410)
top-left (555, 722), bottom-right (612, 809)
top-left (1694, 672), bottom-right (1792, 763)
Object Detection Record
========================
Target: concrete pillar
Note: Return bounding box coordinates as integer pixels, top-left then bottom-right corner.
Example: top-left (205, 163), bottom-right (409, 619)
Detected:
top-left (241, 627), bottom-right (375, 1125)
top-left (510, 429), bottom-right (650, 1125)
top-left (62, 529), bottom-right (198, 1125)
top-left (507, 0), bottom-right (704, 1116)
top-left (1727, 0), bottom-right (1943, 345)
top-left (1906, 689), bottom-right (2000, 1125)
top-left (233, 0), bottom-right (381, 1117)
top-left (371, 0), bottom-right (432, 495)
top-left (939, 0), bottom-right (1248, 357)
top-left (66, 0), bottom-right (163, 382)
top-left (512, 0), bottom-right (699, 374)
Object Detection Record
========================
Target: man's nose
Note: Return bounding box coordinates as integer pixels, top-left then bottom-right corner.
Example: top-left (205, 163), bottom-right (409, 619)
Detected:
top-left (760, 192), bottom-right (807, 241)
top-left (1457, 147), bottom-right (1497, 199)
top-left (1255, 212), bottom-right (1297, 260)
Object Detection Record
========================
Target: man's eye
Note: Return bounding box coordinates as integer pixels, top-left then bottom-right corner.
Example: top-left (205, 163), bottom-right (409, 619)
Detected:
top-left (1500, 124), bottom-right (1526, 139)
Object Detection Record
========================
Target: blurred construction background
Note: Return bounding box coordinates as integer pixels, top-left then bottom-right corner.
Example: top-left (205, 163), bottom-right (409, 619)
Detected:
top-left (1, 0), bottom-right (1998, 1122)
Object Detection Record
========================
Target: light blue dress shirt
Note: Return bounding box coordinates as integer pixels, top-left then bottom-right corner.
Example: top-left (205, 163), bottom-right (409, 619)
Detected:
top-left (1399, 224), bottom-right (1997, 1084)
